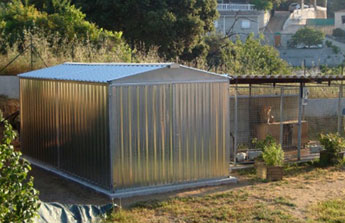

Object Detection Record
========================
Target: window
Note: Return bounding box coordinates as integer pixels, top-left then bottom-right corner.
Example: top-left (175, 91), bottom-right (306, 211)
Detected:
top-left (214, 21), bottom-right (218, 28)
top-left (241, 20), bottom-right (251, 29)
top-left (342, 16), bottom-right (345, 24)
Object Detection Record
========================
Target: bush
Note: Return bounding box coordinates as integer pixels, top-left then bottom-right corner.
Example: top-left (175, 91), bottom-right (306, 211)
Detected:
top-left (0, 31), bottom-right (132, 75)
top-left (331, 45), bottom-right (340, 54)
top-left (252, 135), bottom-right (276, 151)
top-left (0, 110), bottom-right (40, 222)
top-left (325, 40), bottom-right (333, 48)
top-left (319, 133), bottom-right (345, 154)
top-left (0, 0), bottom-right (130, 55)
top-left (290, 27), bottom-right (325, 48)
top-left (333, 28), bottom-right (345, 38)
top-left (262, 143), bottom-right (284, 166)
top-left (319, 133), bottom-right (345, 166)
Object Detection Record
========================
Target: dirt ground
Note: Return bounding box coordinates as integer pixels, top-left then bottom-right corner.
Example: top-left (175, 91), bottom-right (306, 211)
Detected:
top-left (30, 163), bottom-right (345, 217)
top-left (29, 166), bottom-right (111, 205)
top-left (30, 165), bottom-right (254, 206)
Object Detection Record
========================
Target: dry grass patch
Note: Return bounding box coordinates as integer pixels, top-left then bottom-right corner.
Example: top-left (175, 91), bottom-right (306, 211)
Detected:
top-left (309, 199), bottom-right (345, 223)
top-left (106, 163), bottom-right (345, 223)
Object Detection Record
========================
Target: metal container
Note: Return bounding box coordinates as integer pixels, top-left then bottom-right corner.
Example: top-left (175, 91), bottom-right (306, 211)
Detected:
top-left (19, 63), bottom-right (230, 192)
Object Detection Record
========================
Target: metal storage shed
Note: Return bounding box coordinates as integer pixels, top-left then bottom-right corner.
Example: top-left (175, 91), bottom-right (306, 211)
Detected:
top-left (19, 62), bottom-right (232, 196)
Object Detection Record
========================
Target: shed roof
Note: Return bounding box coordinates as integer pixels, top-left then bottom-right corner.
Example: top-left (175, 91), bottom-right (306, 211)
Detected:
top-left (18, 63), bottom-right (226, 83)
top-left (18, 63), bottom-right (172, 83)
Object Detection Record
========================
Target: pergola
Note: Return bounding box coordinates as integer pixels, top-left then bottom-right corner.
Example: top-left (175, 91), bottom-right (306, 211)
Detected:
top-left (229, 74), bottom-right (345, 163)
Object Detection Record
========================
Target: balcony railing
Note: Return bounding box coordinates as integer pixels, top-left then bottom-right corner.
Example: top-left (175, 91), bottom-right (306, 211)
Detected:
top-left (217, 3), bottom-right (256, 11)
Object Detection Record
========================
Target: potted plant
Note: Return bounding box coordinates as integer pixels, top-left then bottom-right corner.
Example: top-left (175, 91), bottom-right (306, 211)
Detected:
top-left (255, 140), bottom-right (284, 181)
top-left (262, 143), bottom-right (284, 181)
top-left (252, 135), bottom-right (275, 165)
top-left (319, 133), bottom-right (345, 166)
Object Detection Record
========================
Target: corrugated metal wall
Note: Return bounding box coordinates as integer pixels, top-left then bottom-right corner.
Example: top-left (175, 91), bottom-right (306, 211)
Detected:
top-left (20, 79), bottom-right (111, 189)
top-left (110, 82), bottom-right (229, 189)
top-left (21, 79), bottom-right (58, 166)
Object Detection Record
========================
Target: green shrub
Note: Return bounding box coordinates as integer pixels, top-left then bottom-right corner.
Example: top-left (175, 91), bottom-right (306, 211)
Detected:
top-left (319, 133), bottom-right (345, 166)
top-left (252, 135), bottom-right (276, 151)
top-left (0, 110), bottom-right (40, 222)
top-left (333, 28), bottom-right (345, 38)
top-left (0, 0), bottom-right (130, 54)
top-left (262, 143), bottom-right (284, 166)
top-left (325, 40), bottom-right (333, 48)
top-left (319, 133), bottom-right (345, 154)
top-left (331, 45), bottom-right (340, 54)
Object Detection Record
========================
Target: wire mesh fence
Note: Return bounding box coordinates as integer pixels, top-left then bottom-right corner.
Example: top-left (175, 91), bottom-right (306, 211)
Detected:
top-left (230, 83), bottom-right (344, 165)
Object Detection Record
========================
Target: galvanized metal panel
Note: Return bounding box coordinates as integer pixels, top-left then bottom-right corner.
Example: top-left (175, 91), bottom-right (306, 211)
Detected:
top-left (110, 82), bottom-right (229, 189)
top-left (20, 79), bottom-right (58, 166)
top-left (57, 82), bottom-right (110, 188)
top-left (20, 79), bottom-right (111, 189)
top-left (18, 63), bottom-right (171, 83)
top-left (19, 63), bottom-right (228, 84)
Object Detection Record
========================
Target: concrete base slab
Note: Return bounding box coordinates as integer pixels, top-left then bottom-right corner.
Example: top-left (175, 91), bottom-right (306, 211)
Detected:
top-left (24, 156), bottom-right (238, 199)
top-left (112, 177), bottom-right (238, 198)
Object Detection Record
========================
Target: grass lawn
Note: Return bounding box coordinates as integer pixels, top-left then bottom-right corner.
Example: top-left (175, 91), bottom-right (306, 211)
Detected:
top-left (107, 162), bottom-right (345, 223)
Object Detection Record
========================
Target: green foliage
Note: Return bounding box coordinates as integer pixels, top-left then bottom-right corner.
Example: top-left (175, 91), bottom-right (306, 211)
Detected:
top-left (319, 133), bottom-right (345, 154)
top-left (252, 135), bottom-right (276, 151)
top-left (0, 32), bottom-right (132, 75)
top-left (324, 40), bottom-right (341, 54)
top-left (262, 142), bottom-right (284, 166)
top-left (203, 34), bottom-right (232, 72)
top-left (0, 0), bottom-right (130, 55)
top-left (319, 133), bottom-right (345, 166)
top-left (0, 110), bottom-right (40, 222)
top-left (205, 33), bottom-right (291, 75)
top-left (312, 199), bottom-right (345, 223)
top-left (328, 0), bottom-right (345, 17)
top-left (333, 28), bottom-right (345, 38)
top-left (331, 45), bottom-right (340, 54)
top-left (320, 64), bottom-right (345, 75)
top-left (325, 40), bottom-right (333, 48)
top-left (72, 0), bottom-right (219, 61)
top-left (290, 27), bottom-right (325, 48)
top-left (251, 0), bottom-right (274, 11)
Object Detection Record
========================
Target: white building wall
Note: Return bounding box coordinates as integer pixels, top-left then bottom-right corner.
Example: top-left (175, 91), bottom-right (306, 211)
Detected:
top-left (335, 11), bottom-right (345, 30)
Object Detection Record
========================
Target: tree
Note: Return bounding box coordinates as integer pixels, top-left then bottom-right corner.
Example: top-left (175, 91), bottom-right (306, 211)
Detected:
top-left (71, 0), bottom-right (219, 61)
top-left (205, 33), bottom-right (291, 75)
top-left (204, 34), bottom-right (233, 72)
top-left (251, 0), bottom-right (274, 10)
top-left (0, 0), bottom-right (129, 52)
top-left (327, 0), bottom-right (345, 17)
top-left (250, 0), bottom-right (286, 10)
top-left (0, 110), bottom-right (40, 222)
top-left (290, 26), bottom-right (325, 48)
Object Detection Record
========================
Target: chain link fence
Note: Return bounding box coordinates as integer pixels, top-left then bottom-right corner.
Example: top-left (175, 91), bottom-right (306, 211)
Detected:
top-left (230, 83), bottom-right (344, 165)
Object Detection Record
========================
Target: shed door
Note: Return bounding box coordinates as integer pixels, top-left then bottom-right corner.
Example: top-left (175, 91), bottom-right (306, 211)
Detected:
top-left (110, 84), bottom-right (173, 189)
top-left (110, 82), bottom-right (229, 189)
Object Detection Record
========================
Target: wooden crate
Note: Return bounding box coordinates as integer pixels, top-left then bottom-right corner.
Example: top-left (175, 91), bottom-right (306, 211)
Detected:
top-left (266, 166), bottom-right (283, 181)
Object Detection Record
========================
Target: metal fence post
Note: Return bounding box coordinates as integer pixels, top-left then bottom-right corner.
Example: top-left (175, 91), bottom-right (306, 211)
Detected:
top-left (297, 83), bottom-right (303, 161)
top-left (234, 85), bottom-right (238, 166)
top-left (280, 87), bottom-right (284, 146)
top-left (338, 83), bottom-right (343, 134)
